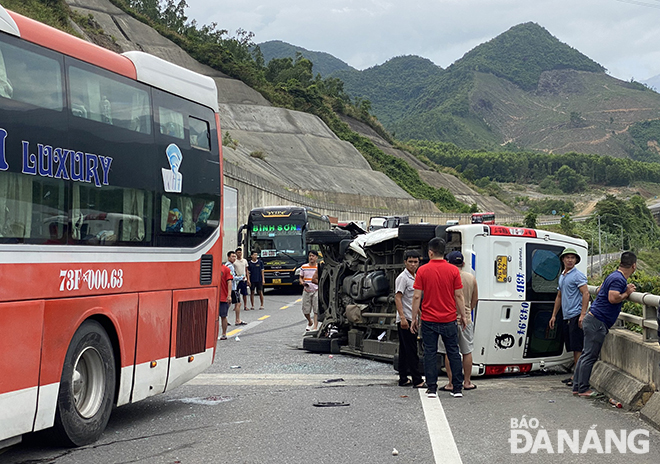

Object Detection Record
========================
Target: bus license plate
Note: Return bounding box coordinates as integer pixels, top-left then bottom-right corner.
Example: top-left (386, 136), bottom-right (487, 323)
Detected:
top-left (272, 279), bottom-right (281, 284)
top-left (496, 255), bottom-right (508, 282)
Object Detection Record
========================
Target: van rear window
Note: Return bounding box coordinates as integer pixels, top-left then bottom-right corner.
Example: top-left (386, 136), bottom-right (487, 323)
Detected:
top-left (527, 246), bottom-right (562, 300)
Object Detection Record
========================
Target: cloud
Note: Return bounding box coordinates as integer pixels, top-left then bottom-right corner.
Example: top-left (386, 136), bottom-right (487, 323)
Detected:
top-left (185, 0), bottom-right (660, 80)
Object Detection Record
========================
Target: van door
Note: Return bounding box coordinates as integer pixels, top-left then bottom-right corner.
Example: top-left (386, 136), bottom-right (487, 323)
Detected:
top-left (472, 235), bottom-right (528, 366)
top-left (522, 243), bottom-right (565, 359)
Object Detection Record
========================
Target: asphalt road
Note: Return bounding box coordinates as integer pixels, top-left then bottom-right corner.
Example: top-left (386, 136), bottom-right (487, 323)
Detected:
top-left (3, 288), bottom-right (660, 464)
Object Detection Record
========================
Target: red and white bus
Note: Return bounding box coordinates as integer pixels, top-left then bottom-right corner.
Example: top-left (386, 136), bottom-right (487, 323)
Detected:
top-left (471, 212), bottom-right (496, 224)
top-left (0, 5), bottom-right (223, 448)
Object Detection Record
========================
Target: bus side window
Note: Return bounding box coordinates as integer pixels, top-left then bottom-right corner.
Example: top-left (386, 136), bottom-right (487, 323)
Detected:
top-left (158, 107), bottom-right (185, 139)
top-left (189, 116), bottom-right (210, 151)
top-left (68, 64), bottom-right (151, 133)
top-left (0, 39), bottom-right (63, 110)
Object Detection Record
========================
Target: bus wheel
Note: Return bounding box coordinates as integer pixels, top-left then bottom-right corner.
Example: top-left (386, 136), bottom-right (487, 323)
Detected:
top-left (53, 320), bottom-right (116, 447)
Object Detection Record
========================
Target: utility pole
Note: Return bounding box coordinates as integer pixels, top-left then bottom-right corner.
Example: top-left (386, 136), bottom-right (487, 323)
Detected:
top-left (614, 223), bottom-right (623, 252)
top-left (598, 215), bottom-right (602, 277)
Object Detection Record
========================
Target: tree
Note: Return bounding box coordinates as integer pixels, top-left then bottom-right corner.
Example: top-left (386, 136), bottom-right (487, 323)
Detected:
top-left (556, 165), bottom-right (587, 193)
top-left (524, 212), bottom-right (537, 229)
top-left (560, 214), bottom-right (574, 236)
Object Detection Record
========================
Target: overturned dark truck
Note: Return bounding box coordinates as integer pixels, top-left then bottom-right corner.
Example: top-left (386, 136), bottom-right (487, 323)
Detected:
top-left (302, 223), bottom-right (444, 362)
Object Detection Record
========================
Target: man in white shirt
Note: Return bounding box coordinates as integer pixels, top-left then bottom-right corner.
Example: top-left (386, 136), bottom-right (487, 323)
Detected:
top-left (234, 247), bottom-right (249, 311)
top-left (395, 250), bottom-right (425, 388)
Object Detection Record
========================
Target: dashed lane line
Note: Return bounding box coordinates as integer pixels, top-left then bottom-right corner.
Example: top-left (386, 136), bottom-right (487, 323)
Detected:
top-left (222, 320), bottom-right (263, 338)
top-left (280, 298), bottom-right (302, 310)
top-left (258, 315), bottom-right (270, 321)
top-left (418, 389), bottom-right (463, 464)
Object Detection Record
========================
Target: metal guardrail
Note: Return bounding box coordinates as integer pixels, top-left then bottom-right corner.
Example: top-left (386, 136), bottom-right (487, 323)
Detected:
top-left (588, 285), bottom-right (659, 343)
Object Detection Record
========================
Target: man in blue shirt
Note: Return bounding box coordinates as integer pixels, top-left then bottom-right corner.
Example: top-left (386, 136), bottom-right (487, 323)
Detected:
top-left (573, 252), bottom-right (636, 397)
top-left (549, 248), bottom-right (589, 386)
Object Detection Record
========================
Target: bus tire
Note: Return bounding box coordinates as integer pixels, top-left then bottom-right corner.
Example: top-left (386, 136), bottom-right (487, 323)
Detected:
top-left (397, 224), bottom-right (437, 242)
top-left (52, 320), bottom-right (116, 447)
top-left (307, 230), bottom-right (352, 245)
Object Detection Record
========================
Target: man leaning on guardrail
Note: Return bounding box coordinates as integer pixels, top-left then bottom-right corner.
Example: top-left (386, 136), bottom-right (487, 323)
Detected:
top-left (573, 252), bottom-right (637, 399)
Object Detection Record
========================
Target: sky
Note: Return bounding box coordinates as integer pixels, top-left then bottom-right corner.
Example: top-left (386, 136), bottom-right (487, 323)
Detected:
top-left (184, 0), bottom-right (660, 83)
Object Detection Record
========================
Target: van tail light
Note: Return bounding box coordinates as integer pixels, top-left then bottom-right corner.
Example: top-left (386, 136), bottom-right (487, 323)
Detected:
top-left (485, 364), bottom-right (532, 376)
top-left (489, 226), bottom-right (537, 238)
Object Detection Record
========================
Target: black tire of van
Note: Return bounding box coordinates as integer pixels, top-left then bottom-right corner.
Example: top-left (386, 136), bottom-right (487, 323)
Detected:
top-left (307, 229), bottom-right (352, 245)
top-left (302, 336), bottom-right (341, 354)
top-left (398, 224), bottom-right (438, 242)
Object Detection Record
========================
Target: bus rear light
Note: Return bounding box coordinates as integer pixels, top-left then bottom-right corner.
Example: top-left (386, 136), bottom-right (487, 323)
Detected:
top-left (489, 226), bottom-right (537, 238)
top-left (188, 356), bottom-right (194, 363)
top-left (150, 361), bottom-right (157, 368)
top-left (485, 364), bottom-right (532, 375)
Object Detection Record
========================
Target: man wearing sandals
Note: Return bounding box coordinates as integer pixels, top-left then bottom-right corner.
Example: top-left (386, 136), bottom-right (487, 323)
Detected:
top-left (411, 238), bottom-right (468, 399)
top-left (395, 250), bottom-right (425, 389)
top-left (549, 248), bottom-right (590, 387)
top-left (219, 262), bottom-right (233, 340)
top-left (438, 251), bottom-right (478, 392)
top-left (573, 252), bottom-right (636, 398)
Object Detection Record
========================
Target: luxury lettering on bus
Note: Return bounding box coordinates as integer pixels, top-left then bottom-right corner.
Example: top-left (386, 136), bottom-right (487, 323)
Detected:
top-left (0, 127), bottom-right (113, 187)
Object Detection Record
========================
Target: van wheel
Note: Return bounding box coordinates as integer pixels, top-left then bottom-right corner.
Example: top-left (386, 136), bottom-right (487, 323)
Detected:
top-left (303, 336), bottom-right (341, 354)
top-left (53, 320), bottom-right (116, 447)
top-left (398, 224), bottom-right (438, 242)
top-left (307, 230), bottom-right (352, 245)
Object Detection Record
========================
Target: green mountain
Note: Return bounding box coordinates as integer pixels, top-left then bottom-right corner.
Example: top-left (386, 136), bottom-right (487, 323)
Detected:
top-left (259, 23), bottom-right (660, 159)
top-left (258, 40), bottom-right (354, 77)
top-left (331, 55), bottom-right (443, 128)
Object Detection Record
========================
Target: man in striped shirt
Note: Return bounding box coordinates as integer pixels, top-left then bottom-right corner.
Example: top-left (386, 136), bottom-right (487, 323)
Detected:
top-left (299, 250), bottom-right (319, 331)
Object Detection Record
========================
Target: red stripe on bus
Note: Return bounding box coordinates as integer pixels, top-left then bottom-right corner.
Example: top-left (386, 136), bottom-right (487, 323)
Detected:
top-left (8, 11), bottom-right (136, 79)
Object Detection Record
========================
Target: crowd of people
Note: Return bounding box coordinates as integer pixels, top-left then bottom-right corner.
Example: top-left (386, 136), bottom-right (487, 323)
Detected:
top-left (221, 240), bottom-right (644, 401)
top-left (219, 247), bottom-right (266, 340)
top-left (395, 238), bottom-right (639, 400)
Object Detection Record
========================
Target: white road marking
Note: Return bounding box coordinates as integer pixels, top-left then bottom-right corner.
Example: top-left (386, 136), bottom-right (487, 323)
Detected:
top-left (418, 389), bottom-right (463, 464)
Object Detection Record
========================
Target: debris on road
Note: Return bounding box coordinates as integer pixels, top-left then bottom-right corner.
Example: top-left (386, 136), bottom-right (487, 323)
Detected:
top-left (313, 401), bottom-right (350, 407)
top-left (322, 378), bottom-right (345, 383)
top-left (392, 448), bottom-right (399, 456)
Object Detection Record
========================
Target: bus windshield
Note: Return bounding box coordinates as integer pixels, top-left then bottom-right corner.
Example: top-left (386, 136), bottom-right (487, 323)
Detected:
top-left (249, 220), bottom-right (306, 257)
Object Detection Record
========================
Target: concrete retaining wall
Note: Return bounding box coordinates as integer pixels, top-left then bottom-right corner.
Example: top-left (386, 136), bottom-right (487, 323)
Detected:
top-left (590, 328), bottom-right (660, 429)
top-left (224, 161), bottom-right (525, 226)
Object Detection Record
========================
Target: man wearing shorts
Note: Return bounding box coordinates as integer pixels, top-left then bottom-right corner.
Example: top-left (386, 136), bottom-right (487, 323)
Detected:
top-left (299, 250), bottom-right (319, 331)
top-left (247, 251), bottom-right (265, 310)
top-left (225, 251), bottom-right (246, 326)
top-left (438, 251), bottom-right (478, 391)
top-left (219, 262), bottom-right (233, 340)
top-left (234, 247), bottom-right (249, 310)
top-left (549, 247), bottom-right (589, 386)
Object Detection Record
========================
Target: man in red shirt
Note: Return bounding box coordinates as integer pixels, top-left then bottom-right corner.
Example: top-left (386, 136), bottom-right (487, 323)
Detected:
top-left (219, 263), bottom-right (234, 340)
top-left (411, 238), bottom-right (468, 398)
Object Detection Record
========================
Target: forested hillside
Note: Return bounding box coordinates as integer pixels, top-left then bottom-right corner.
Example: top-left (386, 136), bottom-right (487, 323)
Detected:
top-left (258, 40), bottom-right (353, 77)
top-left (263, 22), bottom-right (660, 159)
top-left (330, 55), bottom-right (444, 128)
